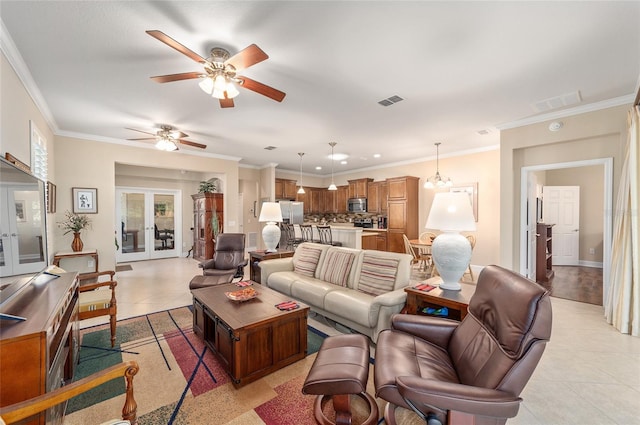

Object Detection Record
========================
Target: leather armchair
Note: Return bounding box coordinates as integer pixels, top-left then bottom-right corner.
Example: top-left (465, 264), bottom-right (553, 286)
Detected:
top-left (198, 233), bottom-right (248, 282)
top-left (374, 265), bottom-right (552, 425)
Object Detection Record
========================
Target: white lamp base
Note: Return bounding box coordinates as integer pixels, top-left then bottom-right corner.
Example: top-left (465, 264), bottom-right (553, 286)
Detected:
top-left (431, 232), bottom-right (472, 291)
top-left (262, 222), bottom-right (281, 253)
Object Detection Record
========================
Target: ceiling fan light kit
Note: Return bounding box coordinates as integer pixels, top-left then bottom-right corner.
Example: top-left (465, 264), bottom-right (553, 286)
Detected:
top-left (146, 30), bottom-right (285, 108)
top-left (424, 142), bottom-right (453, 189)
top-left (126, 125), bottom-right (206, 152)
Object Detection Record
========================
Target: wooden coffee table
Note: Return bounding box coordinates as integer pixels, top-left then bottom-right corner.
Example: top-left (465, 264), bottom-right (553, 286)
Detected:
top-left (191, 282), bottom-right (309, 388)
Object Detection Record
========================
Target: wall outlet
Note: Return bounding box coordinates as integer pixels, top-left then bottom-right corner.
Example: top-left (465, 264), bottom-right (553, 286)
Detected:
top-left (88, 259), bottom-right (95, 268)
top-left (589, 248), bottom-right (595, 255)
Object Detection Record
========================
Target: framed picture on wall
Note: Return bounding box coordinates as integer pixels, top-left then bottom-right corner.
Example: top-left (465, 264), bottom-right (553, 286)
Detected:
top-left (450, 183), bottom-right (478, 222)
top-left (47, 181), bottom-right (56, 213)
top-left (72, 187), bottom-right (98, 213)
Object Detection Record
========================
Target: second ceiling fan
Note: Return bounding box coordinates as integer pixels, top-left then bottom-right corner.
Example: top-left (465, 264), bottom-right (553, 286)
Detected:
top-left (146, 30), bottom-right (286, 108)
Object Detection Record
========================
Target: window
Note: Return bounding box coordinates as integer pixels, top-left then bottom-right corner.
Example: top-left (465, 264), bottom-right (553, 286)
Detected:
top-left (30, 120), bottom-right (47, 182)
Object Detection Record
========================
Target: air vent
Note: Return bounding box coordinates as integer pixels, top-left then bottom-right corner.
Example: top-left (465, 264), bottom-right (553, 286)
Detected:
top-left (264, 146), bottom-right (277, 150)
top-left (477, 129), bottom-right (490, 135)
top-left (531, 91), bottom-right (582, 113)
top-left (378, 95), bottom-right (404, 106)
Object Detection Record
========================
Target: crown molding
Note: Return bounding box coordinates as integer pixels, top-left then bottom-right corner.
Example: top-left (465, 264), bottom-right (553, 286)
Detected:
top-left (497, 95), bottom-right (635, 130)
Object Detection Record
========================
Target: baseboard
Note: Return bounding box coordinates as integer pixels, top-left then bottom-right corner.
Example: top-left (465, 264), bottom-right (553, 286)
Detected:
top-left (577, 260), bottom-right (603, 268)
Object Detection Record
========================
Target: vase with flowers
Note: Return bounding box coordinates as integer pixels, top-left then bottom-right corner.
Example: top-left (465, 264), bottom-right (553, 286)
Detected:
top-left (58, 210), bottom-right (91, 252)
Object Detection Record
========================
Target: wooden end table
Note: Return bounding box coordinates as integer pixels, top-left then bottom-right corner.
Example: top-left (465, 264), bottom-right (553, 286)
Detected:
top-left (249, 249), bottom-right (294, 284)
top-left (404, 277), bottom-right (476, 321)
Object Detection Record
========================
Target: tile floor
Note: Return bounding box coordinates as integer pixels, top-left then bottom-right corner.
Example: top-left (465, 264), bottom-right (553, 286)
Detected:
top-left (84, 258), bottom-right (640, 425)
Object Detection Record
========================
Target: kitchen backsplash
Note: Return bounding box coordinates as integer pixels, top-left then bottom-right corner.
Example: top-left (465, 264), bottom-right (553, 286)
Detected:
top-left (304, 212), bottom-right (386, 224)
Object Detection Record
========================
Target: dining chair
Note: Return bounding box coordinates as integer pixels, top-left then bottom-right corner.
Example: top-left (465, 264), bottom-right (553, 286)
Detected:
top-left (78, 270), bottom-right (118, 347)
top-left (463, 234), bottom-right (477, 282)
top-left (402, 234), bottom-right (428, 276)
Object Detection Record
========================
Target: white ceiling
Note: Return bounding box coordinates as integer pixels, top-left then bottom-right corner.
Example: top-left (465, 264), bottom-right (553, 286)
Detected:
top-left (1, 1), bottom-right (639, 175)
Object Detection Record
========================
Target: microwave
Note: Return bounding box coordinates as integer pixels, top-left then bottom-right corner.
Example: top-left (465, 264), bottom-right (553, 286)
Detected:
top-left (348, 198), bottom-right (367, 213)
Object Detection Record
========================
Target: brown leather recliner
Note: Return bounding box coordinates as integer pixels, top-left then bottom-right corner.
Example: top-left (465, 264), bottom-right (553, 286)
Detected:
top-left (374, 265), bottom-right (552, 425)
top-left (198, 233), bottom-right (248, 282)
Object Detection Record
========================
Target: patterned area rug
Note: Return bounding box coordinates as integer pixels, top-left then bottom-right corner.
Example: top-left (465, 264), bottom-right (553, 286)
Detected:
top-left (64, 306), bottom-right (392, 425)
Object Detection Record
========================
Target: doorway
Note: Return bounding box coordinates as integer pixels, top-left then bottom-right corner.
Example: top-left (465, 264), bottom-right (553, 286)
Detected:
top-left (115, 187), bottom-right (181, 263)
top-left (520, 158), bottom-right (613, 305)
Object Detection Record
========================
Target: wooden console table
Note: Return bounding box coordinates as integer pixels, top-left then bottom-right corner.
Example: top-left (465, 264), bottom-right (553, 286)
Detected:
top-left (404, 277), bottom-right (476, 321)
top-left (53, 249), bottom-right (98, 278)
top-left (249, 249), bottom-right (294, 284)
top-left (0, 272), bottom-right (80, 424)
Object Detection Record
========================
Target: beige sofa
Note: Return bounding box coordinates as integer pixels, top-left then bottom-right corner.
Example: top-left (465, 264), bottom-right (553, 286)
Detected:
top-left (259, 242), bottom-right (413, 342)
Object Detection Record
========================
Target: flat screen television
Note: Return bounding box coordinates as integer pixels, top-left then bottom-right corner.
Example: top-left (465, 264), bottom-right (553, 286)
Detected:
top-left (0, 157), bottom-right (48, 307)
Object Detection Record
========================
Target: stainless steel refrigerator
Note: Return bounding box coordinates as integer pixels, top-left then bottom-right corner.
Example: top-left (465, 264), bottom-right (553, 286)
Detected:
top-left (278, 201), bottom-right (304, 224)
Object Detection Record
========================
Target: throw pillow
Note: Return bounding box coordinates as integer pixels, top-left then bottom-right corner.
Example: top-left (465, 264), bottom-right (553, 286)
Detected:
top-left (318, 250), bottom-right (355, 287)
top-left (358, 254), bottom-right (399, 296)
top-left (293, 245), bottom-right (323, 277)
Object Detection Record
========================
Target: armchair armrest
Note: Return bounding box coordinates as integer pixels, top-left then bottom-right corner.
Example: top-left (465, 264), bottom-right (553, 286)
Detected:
top-left (79, 280), bottom-right (117, 292)
top-left (396, 376), bottom-right (522, 419)
top-left (198, 259), bottom-right (217, 269)
top-left (390, 314), bottom-right (458, 350)
top-left (0, 361), bottom-right (139, 425)
top-left (78, 270), bottom-right (115, 284)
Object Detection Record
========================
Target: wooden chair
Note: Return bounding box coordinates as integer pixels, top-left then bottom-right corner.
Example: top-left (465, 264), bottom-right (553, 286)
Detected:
top-left (0, 361), bottom-right (139, 425)
top-left (78, 271), bottom-right (118, 347)
top-left (463, 234), bottom-right (477, 282)
top-left (402, 234), bottom-right (429, 276)
top-left (418, 232), bottom-right (436, 275)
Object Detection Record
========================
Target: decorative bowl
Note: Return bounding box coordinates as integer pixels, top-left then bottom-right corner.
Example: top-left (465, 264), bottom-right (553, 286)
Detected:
top-left (225, 287), bottom-right (258, 302)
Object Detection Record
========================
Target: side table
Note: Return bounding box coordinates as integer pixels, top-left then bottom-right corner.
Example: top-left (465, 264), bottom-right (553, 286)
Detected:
top-left (249, 249), bottom-right (294, 284)
top-left (404, 277), bottom-right (475, 321)
top-left (53, 249), bottom-right (99, 278)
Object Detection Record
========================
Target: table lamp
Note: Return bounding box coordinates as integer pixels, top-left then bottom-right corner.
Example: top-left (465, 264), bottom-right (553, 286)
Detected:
top-left (425, 192), bottom-right (476, 290)
top-left (259, 202), bottom-right (283, 253)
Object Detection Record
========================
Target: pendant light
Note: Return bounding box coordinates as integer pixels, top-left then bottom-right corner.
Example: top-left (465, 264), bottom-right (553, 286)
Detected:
top-left (424, 142), bottom-right (452, 188)
top-left (327, 142), bottom-right (337, 191)
top-left (297, 152), bottom-right (305, 194)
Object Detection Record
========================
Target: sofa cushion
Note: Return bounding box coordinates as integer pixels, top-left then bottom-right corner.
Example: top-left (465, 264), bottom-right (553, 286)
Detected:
top-left (357, 253), bottom-right (399, 296)
top-left (324, 288), bottom-right (377, 327)
top-left (293, 245), bottom-right (323, 277)
top-left (291, 277), bottom-right (341, 307)
top-left (318, 250), bottom-right (356, 287)
top-left (266, 271), bottom-right (301, 296)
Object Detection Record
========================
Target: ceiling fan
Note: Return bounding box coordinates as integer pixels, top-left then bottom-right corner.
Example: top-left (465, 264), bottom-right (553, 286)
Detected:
top-left (126, 125), bottom-right (206, 151)
top-left (146, 30), bottom-right (286, 108)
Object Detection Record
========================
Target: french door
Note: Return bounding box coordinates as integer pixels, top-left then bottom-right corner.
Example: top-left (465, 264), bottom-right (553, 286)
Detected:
top-left (115, 187), bottom-right (181, 263)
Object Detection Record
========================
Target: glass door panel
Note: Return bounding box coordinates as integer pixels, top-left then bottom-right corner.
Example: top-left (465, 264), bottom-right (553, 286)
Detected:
top-left (116, 188), bottom-right (180, 263)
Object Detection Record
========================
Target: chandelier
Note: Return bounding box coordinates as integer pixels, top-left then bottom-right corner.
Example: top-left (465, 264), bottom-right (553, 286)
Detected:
top-left (424, 142), bottom-right (452, 188)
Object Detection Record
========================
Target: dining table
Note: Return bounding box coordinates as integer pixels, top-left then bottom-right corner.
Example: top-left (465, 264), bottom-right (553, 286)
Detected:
top-left (409, 238), bottom-right (434, 274)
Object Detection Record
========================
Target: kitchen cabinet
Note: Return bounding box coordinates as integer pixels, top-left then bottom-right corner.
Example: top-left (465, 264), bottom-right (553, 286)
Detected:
top-left (192, 193), bottom-right (224, 261)
top-left (275, 178), bottom-right (297, 200)
top-left (376, 232), bottom-right (388, 251)
top-left (367, 181), bottom-right (388, 214)
top-left (361, 233), bottom-right (377, 250)
top-left (323, 189), bottom-right (337, 213)
top-left (348, 178), bottom-right (373, 199)
top-left (336, 185), bottom-right (349, 213)
top-left (309, 188), bottom-right (323, 213)
top-left (386, 176), bottom-right (419, 253)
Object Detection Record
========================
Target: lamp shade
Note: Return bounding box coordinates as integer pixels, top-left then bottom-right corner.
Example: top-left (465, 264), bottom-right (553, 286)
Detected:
top-left (258, 202), bottom-right (283, 223)
top-left (426, 192), bottom-right (476, 232)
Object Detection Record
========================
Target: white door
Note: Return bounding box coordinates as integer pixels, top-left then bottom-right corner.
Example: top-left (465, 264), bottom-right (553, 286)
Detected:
top-left (543, 186), bottom-right (580, 266)
top-left (525, 177), bottom-right (539, 280)
top-left (0, 185), bottom-right (47, 276)
top-left (115, 188), bottom-right (181, 263)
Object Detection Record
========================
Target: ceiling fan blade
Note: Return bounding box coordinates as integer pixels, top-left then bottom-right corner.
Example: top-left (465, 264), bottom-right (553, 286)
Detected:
top-left (225, 44), bottom-right (268, 72)
top-left (127, 137), bottom-right (156, 141)
top-left (150, 72), bottom-right (202, 83)
top-left (146, 30), bottom-right (205, 63)
top-left (178, 139), bottom-right (207, 149)
top-left (125, 127), bottom-right (156, 136)
top-left (219, 98), bottom-right (235, 108)
top-left (238, 77), bottom-right (286, 102)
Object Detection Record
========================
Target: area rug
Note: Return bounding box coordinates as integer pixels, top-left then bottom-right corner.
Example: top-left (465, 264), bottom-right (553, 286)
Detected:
top-left (63, 306), bottom-right (387, 425)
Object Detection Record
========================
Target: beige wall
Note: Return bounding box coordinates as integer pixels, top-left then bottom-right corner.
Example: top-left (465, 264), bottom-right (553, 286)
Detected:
top-left (52, 137), bottom-right (239, 270)
top-left (500, 104), bottom-right (628, 273)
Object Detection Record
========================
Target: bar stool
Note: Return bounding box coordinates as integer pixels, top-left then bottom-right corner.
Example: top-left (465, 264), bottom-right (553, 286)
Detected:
top-left (316, 225), bottom-right (342, 246)
top-left (300, 224), bottom-right (315, 242)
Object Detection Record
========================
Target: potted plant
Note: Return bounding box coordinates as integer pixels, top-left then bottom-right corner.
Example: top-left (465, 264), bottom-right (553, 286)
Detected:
top-left (58, 210), bottom-right (91, 252)
top-left (198, 178), bottom-right (217, 193)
